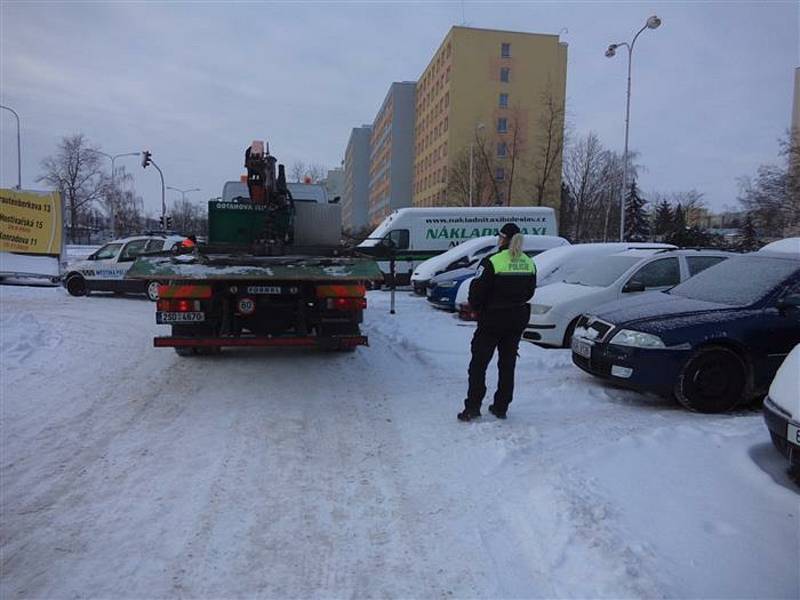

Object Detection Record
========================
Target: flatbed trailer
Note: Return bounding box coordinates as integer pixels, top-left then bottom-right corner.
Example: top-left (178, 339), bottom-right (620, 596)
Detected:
top-left (127, 248), bottom-right (383, 355)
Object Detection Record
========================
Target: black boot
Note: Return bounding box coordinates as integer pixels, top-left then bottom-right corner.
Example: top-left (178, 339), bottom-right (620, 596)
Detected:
top-left (457, 408), bottom-right (481, 422)
top-left (488, 404), bottom-right (507, 419)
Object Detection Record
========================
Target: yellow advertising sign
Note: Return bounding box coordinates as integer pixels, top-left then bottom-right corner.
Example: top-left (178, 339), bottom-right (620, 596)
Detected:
top-left (0, 189), bottom-right (63, 255)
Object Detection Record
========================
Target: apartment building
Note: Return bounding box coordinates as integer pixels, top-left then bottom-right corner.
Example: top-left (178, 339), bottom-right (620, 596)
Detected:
top-left (368, 82), bottom-right (416, 227)
top-left (342, 126), bottom-right (372, 232)
top-left (324, 166), bottom-right (344, 202)
top-left (413, 26), bottom-right (567, 209)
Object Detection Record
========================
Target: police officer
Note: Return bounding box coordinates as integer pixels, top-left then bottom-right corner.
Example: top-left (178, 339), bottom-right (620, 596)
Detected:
top-left (458, 223), bottom-right (536, 422)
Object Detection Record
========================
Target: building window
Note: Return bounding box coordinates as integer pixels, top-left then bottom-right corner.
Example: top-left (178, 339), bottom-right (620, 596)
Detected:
top-left (501, 42), bottom-right (511, 58)
top-left (500, 67), bottom-right (510, 82)
top-left (497, 142), bottom-right (507, 157)
top-left (495, 167), bottom-right (506, 181)
top-left (497, 118), bottom-right (508, 133)
top-left (499, 93), bottom-right (509, 108)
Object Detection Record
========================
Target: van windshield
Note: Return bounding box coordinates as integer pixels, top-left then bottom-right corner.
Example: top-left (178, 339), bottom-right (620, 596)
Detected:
top-left (564, 256), bottom-right (642, 287)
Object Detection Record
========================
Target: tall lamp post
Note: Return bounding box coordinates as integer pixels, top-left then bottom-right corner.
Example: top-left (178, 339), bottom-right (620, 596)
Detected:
top-left (87, 150), bottom-right (141, 236)
top-left (1, 104), bottom-right (22, 189)
top-left (166, 186), bottom-right (200, 203)
top-left (605, 15), bottom-right (661, 241)
top-left (468, 122), bottom-right (485, 207)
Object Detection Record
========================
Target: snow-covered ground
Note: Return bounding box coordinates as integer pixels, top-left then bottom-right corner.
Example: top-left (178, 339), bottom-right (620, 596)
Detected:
top-left (1, 285), bottom-right (797, 598)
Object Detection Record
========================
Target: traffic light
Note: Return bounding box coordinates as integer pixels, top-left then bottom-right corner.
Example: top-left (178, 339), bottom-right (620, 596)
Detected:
top-left (166, 216), bottom-right (173, 229)
top-left (158, 215), bottom-right (165, 227)
top-left (141, 150), bottom-right (152, 168)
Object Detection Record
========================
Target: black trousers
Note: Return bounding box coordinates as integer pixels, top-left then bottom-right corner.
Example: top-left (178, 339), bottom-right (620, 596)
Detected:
top-left (465, 304), bottom-right (530, 413)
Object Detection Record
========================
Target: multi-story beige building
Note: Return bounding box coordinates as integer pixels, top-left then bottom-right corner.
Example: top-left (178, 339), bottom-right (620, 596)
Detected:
top-left (368, 82), bottom-right (416, 226)
top-left (413, 26), bottom-right (567, 209)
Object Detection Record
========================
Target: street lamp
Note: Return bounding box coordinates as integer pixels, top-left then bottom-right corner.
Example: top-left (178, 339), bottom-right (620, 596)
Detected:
top-left (605, 14), bottom-right (661, 241)
top-left (166, 186), bottom-right (201, 203)
top-left (0, 104), bottom-right (22, 189)
top-left (87, 150), bottom-right (140, 236)
top-left (469, 122), bottom-right (485, 207)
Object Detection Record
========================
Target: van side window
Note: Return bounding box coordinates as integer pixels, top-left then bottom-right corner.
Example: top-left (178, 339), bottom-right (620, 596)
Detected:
top-left (386, 229), bottom-right (410, 250)
top-left (474, 245), bottom-right (496, 257)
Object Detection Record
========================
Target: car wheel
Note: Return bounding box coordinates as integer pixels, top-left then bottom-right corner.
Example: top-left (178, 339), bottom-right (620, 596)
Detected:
top-left (146, 281), bottom-right (161, 302)
top-left (65, 274), bottom-right (88, 297)
top-left (675, 346), bottom-right (747, 413)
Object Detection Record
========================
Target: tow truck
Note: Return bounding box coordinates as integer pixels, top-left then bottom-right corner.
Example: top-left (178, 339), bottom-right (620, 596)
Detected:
top-left (127, 141), bottom-right (383, 356)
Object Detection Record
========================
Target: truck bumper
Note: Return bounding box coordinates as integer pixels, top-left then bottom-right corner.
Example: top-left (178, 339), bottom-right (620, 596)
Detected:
top-left (154, 335), bottom-right (368, 349)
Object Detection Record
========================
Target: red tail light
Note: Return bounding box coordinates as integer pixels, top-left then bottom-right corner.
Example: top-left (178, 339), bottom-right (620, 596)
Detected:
top-left (326, 297), bottom-right (367, 311)
top-left (158, 299), bottom-right (201, 312)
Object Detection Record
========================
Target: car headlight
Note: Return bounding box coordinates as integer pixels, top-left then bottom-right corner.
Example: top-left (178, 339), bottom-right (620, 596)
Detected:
top-left (610, 329), bottom-right (666, 349)
top-left (530, 304), bottom-right (552, 315)
top-left (437, 281), bottom-right (458, 289)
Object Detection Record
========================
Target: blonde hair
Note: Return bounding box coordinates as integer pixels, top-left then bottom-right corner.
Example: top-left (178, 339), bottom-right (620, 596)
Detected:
top-left (508, 233), bottom-right (524, 259)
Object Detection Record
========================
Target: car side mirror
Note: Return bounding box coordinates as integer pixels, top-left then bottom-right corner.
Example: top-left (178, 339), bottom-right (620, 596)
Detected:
top-left (623, 280), bottom-right (646, 293)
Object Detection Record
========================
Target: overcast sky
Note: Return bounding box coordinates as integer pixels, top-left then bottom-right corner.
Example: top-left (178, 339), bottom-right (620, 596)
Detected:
top-left (1, 1), bottom-right (797, 217)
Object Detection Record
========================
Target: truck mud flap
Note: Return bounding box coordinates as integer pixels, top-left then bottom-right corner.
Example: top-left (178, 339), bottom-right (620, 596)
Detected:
top-left (154, 335), bottom-right (368, 349)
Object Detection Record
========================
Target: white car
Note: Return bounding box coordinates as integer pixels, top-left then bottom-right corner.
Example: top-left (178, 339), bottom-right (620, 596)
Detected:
top-left (525, 248), bottom-right (733, 347)
top-left (759, 237), bottom-right (800, 255)
top-left (454, 242), bottom-right (675, 320)
top-left (763, 344), bottom-right (800, 469)
top-left (411, 234), bottom-right (569, 295)
top-left (63, 233), bottom-right (186, 301)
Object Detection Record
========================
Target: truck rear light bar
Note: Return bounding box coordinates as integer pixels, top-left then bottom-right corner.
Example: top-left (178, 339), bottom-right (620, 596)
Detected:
top-left (158, 284), bottom-right (212, 299)
top-left (157, 299), bottom-right (202, 312)
top-left (326, 297), bottom-right (367, 311)
top-left (316, 284), bottom-right (366, 298)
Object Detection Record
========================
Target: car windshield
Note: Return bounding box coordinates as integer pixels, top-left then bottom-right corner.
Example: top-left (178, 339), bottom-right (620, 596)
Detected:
top-left (668, 256), bottom-right (799, 305)
top-left (94, 243), bottom-right (123, 260)
top-left (564, 256), bottom-right (642, 287)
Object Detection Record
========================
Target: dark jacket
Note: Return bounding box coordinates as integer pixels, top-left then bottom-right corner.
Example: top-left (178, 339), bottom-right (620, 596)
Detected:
top-left (468, 249), bottom-right (537, 315)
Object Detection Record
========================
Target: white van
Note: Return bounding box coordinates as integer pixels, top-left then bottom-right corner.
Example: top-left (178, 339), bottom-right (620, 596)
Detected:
top-left (358, 206), bottom-right (557, 284)
top-left (411, 234), bottom-right (569, 295)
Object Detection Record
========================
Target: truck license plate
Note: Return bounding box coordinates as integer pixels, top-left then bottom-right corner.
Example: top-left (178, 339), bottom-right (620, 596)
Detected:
top-left (788, 424), bottom-right (800, 447)
top-left (247, 286), bottom-right (282, 295)
top-left (572, 337), bottom-right (593, 359)
top-left (157, 311), bottom-right (205, 323)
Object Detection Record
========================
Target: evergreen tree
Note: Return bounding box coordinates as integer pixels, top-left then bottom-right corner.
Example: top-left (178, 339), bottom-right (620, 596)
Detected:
top-left (737, 213), bottom-right (761, 252)
top-left (653, 200), bottom-right (674, 237)
top-left (624, 180), bottom-right (650, 241)
top-left (673, 203), bottom-right (687, 230)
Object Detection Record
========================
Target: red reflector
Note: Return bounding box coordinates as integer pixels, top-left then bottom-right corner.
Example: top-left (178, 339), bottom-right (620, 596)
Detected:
top-left (158, 299), bottom-right (200, 312)
top-left (326, 297), bottom-right (367, 311)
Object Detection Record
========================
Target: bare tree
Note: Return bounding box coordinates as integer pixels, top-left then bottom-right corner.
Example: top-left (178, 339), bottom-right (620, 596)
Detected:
top-left (290, 161), bottom-right (307, 183)
top-left (38, 134), bottom-right (106, 242)
top-left (305, 163), bottom-right (326, 184)
top-left (563, 132), bottom-right (607, 241)
top-left (530, 90), bottom-right (566, 207)
top-left (99, 166), bottom-right (144, 237)
top-left (446, 138), bottom-right (495, 207)
top-left (739, 130), bottom-right (800, 237)
top-left (170, 197), bottom-right (207, 236)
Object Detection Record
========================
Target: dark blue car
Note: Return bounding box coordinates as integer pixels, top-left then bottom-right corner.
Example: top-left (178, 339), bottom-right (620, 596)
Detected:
top-left (426, 266), bottom-right (477, 311)
top-left (571, 252), bottom-right (800, 413)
